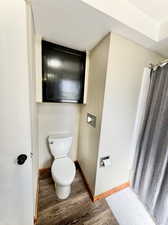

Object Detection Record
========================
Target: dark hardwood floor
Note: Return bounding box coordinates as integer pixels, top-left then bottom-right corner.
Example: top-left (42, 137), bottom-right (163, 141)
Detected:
top-left (37, 168), bottom-right (119, 225)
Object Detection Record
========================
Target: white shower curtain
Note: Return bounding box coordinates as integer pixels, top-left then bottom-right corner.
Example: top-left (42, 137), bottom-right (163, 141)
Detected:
top-left (130, 67), bottom-right (151, 182)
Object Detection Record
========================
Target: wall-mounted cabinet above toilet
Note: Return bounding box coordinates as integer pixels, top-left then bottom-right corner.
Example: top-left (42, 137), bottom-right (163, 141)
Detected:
top-left (35, 35), bottom-right (89, 104)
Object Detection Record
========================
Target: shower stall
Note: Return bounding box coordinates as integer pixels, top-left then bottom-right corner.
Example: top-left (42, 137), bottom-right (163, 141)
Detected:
top-left (132, 60), bottom-right (168, 225)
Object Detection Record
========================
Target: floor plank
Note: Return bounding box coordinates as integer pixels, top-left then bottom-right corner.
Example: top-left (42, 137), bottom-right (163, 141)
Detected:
top-left (37, 169), bottom-right (119, 225)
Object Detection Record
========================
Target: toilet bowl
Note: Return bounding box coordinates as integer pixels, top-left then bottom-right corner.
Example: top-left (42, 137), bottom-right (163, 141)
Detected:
top-left (48, 136), bottom-right (76, 199)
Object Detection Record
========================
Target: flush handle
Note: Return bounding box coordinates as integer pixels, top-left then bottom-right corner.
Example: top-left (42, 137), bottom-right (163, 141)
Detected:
top-left (17, 154), bottom-right (27, 165)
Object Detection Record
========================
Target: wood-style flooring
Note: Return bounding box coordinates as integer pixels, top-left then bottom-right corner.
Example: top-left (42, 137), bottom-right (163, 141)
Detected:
top-left (37, 168), bottom-right (119, 225)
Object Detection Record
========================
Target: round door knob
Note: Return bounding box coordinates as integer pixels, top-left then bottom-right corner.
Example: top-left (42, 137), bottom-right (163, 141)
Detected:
top-left (17, 154), bottom-right (27, 165)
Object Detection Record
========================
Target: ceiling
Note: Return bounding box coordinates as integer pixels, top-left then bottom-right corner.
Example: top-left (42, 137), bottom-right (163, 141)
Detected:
top-left (31, 0), bottom-right (112, 51)
top-left (31, 0), bottom-right (168, 57)
top-left (128, 0), bottom-right (168, 22)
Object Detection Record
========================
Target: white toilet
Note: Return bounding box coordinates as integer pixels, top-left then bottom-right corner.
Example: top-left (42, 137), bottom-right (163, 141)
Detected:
top-left (48, 135), bottom-right (76, 199)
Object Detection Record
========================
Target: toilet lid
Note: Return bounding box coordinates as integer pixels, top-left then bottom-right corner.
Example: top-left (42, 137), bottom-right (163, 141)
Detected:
top-left (51, 158), bottom-right (76, 186)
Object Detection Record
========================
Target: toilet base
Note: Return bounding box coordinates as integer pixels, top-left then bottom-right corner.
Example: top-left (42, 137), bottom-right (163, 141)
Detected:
top-left (55, 184), bottom-right (71, 199)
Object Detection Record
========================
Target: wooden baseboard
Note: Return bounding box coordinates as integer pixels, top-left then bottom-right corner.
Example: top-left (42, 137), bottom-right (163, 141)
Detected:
top-left (34, 168), bottom-right (50, 224)
top-left (93, 182), bottom-right (130, 201)
top-left (76, 161), bottom-right (129, 202)
top-left (75, 161), bottom-right (94, 201)
top-left (39, 167), bottom-right (51, 176)
top-left (34, 172), bottom-right (40, 224)
top-left (34, 217), bottom-right (38, 225)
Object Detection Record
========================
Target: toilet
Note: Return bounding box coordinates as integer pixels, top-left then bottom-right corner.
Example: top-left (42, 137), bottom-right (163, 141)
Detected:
top-left (48, 135), bottom-right (76, 199)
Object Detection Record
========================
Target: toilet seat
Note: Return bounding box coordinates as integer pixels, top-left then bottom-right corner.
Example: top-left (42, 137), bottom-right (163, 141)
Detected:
top-left (51, 158), bottom-right (76, 186)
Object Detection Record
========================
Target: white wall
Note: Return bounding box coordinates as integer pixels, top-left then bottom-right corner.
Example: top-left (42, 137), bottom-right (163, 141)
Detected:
top-left (78, 34), bottom-right (110, 194)
top-left (38, 103), bottom-right (80, 168)
top-left (95, 33), bottom-right (163, 195)
top-left (0, 0), bottom-right (34, 224)
top-left (26, 4), bottom-right (39, 216)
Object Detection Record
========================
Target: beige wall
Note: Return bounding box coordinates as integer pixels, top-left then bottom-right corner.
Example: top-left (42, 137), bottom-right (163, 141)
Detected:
top-left (78, 34), bottom-right (110, 194)
top-left (95, 33), bottom-right (162, 195)
top-left (38, 103), bottom-right (80, 168)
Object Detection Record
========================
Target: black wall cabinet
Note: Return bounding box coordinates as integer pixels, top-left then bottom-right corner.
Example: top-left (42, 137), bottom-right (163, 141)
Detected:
top-left (42, 40), bottom-right (86, 103)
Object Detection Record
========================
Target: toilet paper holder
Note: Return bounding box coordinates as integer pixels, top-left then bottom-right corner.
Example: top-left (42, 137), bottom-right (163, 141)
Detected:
top-left (100, 156), bottom-right (111, 167)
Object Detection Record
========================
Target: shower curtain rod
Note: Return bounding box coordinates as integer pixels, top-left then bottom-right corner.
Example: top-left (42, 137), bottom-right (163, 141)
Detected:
top-left (148, 59), bottom-right (168, 69)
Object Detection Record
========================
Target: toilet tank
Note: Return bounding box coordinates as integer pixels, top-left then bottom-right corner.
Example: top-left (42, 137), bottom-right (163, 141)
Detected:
top-left (48, 136), bottom-right (72, 159)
